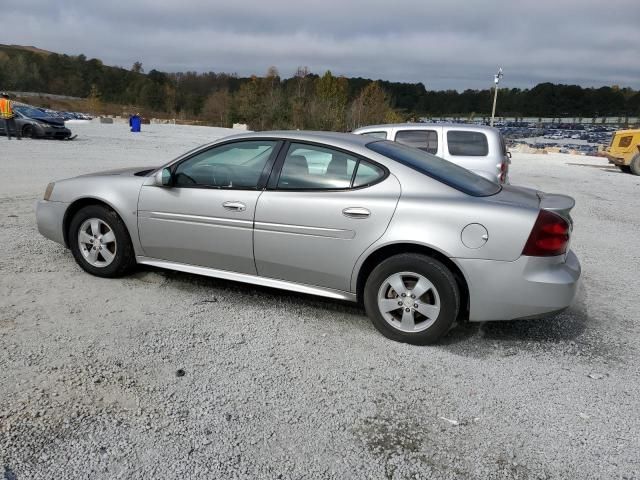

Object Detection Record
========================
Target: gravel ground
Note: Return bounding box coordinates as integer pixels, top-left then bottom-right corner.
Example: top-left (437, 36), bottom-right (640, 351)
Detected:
top-left (1, 123), bottom-right (639, 479)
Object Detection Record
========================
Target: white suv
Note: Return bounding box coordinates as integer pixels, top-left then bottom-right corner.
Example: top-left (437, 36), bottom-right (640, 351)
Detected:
top-left (353, 123), bottom-right (510, 183)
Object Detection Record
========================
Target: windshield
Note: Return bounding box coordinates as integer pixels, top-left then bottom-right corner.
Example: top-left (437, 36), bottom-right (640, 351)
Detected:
top-left (367, 140), bottom-right (501, 197)
top-left (14, 106), bottom-right (49, 119)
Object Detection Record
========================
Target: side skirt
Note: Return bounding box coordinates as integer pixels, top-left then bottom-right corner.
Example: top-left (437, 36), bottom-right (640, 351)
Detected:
top-left (136, 256), bottom-right (357, 302)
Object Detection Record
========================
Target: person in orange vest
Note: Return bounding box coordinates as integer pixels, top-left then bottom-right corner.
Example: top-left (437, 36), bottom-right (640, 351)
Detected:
top-left (0, 92), bottom-right (21, 140)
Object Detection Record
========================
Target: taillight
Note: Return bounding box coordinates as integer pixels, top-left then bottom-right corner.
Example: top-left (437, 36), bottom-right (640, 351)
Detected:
top-left (500, 162), bottom-right (508, 183)
top-left (522, 210), bottom-right (570, 257)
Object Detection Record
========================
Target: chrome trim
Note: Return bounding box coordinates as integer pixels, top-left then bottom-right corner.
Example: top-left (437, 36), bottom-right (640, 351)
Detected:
top-left (136, 256), bottom-right (357, 301)
top-left (342, 207), bottom-right (371, 219)
top-left (145, 211), bottom-right (253, 229)
top-left (253, 221), bottom-right (355, 239)
top-left (222, 201), bottom-right (247, 212)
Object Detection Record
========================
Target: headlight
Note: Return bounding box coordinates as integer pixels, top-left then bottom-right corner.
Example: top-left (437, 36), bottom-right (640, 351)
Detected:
top-left (44, 182), bottom-right (55, 201)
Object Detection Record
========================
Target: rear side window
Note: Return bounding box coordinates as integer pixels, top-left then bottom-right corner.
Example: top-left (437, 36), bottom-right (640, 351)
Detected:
top-left (277, 143), bottom-right (386, 190)
top-left (360, 131), bottom-right (387, 139)
top-left (367, 140), bottom-right (501, 197)
top-left (395, 130), bottom-right (438, 154)
top-left (353, 160), bottom-right (385, 187)
top-left (447, 131), bottom-right (489, 156)
top-left (618, 135), bottom-right (632, 148)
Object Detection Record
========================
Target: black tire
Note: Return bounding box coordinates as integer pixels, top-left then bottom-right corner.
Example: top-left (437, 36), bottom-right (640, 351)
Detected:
top-left (22, 124), bottom-right (34, 138)
top-left (617, 165), bottom-right (631, 173)
top-left (630, 154), bottom-right (640, 176)
top-left (363, 254), bottom-right (460, 345)
top-left (68, 205), bottom-right (136, 277)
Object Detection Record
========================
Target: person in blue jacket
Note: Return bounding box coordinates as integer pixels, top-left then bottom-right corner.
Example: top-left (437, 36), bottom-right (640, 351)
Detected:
top-left (129, 113), bottom-right (142, 132)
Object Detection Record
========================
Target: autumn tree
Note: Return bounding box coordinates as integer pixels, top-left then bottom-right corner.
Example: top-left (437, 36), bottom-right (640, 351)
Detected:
top-left (349, 81), bottom-right (399, 129)
top-left (87, 84), bottom-right (102, 114)
top-left (201, 89), bottom-right (232, 127)
top-left (290, 66), bottom-right (312, 129)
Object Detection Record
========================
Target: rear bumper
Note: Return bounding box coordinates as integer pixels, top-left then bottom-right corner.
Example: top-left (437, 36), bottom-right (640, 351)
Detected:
top-left (456, 250), bottom-right (581, 322)
top-left (36, 200), bottom-right (68, 246)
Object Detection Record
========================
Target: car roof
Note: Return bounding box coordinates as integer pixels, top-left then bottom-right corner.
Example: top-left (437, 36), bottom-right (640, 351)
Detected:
top-left (353, 122), bottom-right (498, 132)
top-left (217, 130), bottom-right (377, 149)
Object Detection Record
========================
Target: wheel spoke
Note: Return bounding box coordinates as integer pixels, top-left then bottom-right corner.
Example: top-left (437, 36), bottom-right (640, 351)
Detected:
top-left (87, 248), bottom-right (99, 264)
top-left (415, 301), bottom-right (440, 319)
top-left (101, 230), bottom-right (115, 244)
top-left (379, 298), bottom-right (402, 313)
top-left (100, 248), bottom-right (115, 263)
top-left (90, 219), bottom-right (100, 237)
top-left (411, 277), bottom-right (435, 298)
top-left (78, 231), bottom-right (93, 245)
top-left (387, 274), bottom-right (407, 296)
top-left (401, 309), bottom-right (416, 330)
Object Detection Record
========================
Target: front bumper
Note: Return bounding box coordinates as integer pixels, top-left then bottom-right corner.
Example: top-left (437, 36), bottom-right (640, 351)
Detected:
top-left (36, 200), bottom-right (69, 246)
top-left (456, 250), bottom-right (581, 322)
top-left (34, 124), bottom-right (72, 139)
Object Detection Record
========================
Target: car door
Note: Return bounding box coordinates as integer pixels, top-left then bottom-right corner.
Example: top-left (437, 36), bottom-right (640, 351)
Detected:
top-left (137, 139), bottom-right (281, 274)
top-left (254, 141), bottom-right (401, 292)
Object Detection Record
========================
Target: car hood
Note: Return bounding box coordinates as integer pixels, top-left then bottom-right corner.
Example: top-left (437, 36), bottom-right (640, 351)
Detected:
top-left (31, 116), bottom-right (66, 127)
top-left (77, 167), bottom-right (157, 178)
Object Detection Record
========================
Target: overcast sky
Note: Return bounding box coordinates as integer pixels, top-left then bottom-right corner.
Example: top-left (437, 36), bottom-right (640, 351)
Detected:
top-left (2, 0), bottom-right (639, 90)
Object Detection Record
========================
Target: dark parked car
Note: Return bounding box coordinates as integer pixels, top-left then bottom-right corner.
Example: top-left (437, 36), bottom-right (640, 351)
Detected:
top-left (0, 105), bottom-right (72, 139)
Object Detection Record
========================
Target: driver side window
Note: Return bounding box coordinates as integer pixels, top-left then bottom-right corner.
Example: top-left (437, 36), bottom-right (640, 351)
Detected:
top-left (174, 141), bottom-right (277, 189)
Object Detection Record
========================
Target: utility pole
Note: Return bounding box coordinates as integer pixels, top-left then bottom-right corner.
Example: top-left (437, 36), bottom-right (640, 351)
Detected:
top-left (490, 67), bottom-right (503, 127)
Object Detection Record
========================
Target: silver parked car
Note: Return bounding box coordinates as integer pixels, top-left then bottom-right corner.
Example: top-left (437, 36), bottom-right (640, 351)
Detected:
top-left (36, 131), bottom-right (580, 344)
top-left (352, 123), bottom-right (511, 183)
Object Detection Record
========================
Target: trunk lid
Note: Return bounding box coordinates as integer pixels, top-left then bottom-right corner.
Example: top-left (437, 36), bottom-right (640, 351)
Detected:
top-left (488, 184), bottom-right (540, 209)
top-left (537, 192), bottom-right (575, 220)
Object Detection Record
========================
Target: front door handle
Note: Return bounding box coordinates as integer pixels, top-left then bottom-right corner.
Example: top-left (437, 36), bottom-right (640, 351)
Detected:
top-left (223, 201), bottom-right (246, 212)
top-left (342, 207), bottom-right (370, 219)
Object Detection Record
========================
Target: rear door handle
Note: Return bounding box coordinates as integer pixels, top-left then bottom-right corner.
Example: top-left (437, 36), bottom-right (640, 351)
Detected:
top-left (342, 207), bottom-right (370, 219)
top-left (223, 201), bottom-right (246, 212)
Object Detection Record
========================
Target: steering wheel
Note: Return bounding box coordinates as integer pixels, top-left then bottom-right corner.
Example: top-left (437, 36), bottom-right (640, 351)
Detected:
top-left (174, 172), bottom-right (197, 185)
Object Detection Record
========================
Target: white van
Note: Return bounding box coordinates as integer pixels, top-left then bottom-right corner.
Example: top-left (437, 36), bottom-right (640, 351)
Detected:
top-left (352, 123), bottom-right (511, 183)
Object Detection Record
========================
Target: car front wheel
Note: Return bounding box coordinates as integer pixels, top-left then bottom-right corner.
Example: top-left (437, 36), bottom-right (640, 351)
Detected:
top-left (69, 205), bottom-right (135, 277)
top-left (364, 254), bottom-right (460, 345)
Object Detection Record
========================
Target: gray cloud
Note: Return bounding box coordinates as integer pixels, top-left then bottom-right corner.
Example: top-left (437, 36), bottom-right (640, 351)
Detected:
top-left (2, 0), bottom-right (639, 89)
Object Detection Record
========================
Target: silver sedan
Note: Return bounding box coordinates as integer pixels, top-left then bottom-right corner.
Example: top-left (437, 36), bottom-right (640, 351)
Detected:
top-left (36, 131), bottom-right (581, 344)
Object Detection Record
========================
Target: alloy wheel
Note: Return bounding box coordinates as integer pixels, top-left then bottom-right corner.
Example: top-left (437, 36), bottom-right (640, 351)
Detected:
top-left (77, 218), bottom-right (117, 268)
top-left (377, 271), bottom-right (441, 333)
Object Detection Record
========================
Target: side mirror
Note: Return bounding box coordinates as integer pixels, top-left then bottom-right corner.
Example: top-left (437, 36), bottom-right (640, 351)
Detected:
top-left (154, 167), bottom-right (173, 186)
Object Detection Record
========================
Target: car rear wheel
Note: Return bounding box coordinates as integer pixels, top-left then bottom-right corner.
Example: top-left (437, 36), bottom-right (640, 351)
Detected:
top-left (364, 254), bottom-right (459, 345)
top-left (69, 205), bottom-right (135, 277)
top-left (630, 154), bottom-right (640, 176)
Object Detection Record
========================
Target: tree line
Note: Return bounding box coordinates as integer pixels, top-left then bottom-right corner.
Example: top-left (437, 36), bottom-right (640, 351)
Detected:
top-left (1, 45), bottom-right (639, 131)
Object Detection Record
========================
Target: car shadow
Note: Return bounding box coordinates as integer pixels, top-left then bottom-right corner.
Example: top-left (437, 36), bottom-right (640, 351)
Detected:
top-left (135, 265), bottom-right (364, 316)
top-left (133, 266), bottom-right (615, 360)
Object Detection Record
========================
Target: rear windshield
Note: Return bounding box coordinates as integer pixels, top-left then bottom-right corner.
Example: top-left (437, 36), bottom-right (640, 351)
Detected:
top-left (367, 140), bottom-right (501, 197)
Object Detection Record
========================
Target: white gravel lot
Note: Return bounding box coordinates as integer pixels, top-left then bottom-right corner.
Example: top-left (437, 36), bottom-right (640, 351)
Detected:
top-left (1, 123), bottom-right (639, 479)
